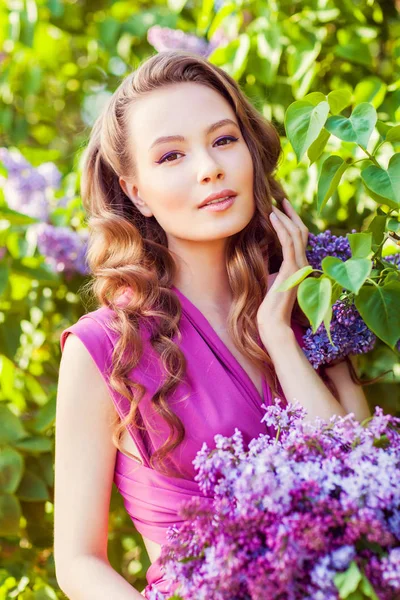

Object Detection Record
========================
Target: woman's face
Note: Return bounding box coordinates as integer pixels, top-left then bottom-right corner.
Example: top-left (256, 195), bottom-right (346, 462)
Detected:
top-left (119, 82), bottom-right (255, 246)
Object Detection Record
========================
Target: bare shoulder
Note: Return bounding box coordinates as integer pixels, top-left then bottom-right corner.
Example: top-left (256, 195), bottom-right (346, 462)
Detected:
top-left (54, 331), bottom-right (118, 587)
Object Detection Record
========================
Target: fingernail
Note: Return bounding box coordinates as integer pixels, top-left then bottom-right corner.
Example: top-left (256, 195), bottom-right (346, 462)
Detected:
top-left (270, 213), bottom-right (278, 220)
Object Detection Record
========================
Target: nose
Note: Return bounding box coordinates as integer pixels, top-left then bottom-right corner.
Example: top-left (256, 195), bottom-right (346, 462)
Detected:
top-left (197, 152), bottom-right (225, 184)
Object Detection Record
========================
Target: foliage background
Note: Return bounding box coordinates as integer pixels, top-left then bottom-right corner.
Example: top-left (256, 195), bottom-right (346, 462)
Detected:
top-left (0, 0), bottom-right (399, 597)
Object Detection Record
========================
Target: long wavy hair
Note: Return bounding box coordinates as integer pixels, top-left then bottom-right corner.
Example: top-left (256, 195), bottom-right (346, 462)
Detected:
top-left (79, 50), bottom-right (367, 478)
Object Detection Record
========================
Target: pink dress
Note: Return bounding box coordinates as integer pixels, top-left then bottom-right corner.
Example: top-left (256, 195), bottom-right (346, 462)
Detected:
top-left (59, 275), bottom-right (310, 597)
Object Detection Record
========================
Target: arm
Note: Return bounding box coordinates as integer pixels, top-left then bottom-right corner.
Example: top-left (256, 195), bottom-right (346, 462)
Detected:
top-left (263, 327), bottom-right (347, 423)
top-left (54, 334), bottom-right (144, 599)
top-left (323, 357), bottom-right (372, 422)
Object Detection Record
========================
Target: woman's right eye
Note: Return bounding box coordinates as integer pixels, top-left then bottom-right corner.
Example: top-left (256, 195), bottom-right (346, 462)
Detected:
top-left (157, 135), bottom-right (239, 164)
top-left (158, 152), bottom-right (182, 164)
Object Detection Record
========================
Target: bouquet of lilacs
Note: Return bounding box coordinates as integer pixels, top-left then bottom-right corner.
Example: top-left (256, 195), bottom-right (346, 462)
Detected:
top-left (301, 230), bottom-right (400, 369)
top-left (146, 400), bottom-right (400, 600)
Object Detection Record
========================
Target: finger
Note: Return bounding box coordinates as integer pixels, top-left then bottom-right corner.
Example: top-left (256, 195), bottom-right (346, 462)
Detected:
top-left (271, 207), bottom-right (308, 267)
top-left (281, 199), bottom-right (309, 246)
top-left (270, 212), bottom-right (297, 268)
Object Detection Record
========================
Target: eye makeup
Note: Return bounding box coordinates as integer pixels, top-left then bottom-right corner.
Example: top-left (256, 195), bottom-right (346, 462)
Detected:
top-left (156, 136), bottom-right (239, 164)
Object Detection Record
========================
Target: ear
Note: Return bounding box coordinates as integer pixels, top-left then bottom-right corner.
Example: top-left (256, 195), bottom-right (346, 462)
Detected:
top-left (119, 176), bottom-right (153, 217)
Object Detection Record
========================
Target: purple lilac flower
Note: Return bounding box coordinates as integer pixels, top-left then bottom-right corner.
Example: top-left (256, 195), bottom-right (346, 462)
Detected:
top-left (152, 400), bottom-right (400, 600)
top-left (0, 147), bottom-right (62, 222)
top-left (381, 548), bottom-right (400, 590)
top-left (33, 222), bottom-right (89, 277)
top-left (383, 253), bottom-right (400, 268)
top-left (147, 25), bottom-right (230, 58)
top-left (302, 299), bottom-right (377, 369)
top-left (306, 230), bottom-right (353, 270)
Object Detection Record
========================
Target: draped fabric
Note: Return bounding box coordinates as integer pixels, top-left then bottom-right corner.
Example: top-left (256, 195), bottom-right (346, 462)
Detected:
top-left (59, 273), bottom-right (308, 596)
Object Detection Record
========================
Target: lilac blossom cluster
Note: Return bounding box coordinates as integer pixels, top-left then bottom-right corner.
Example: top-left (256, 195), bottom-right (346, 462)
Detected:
top-left (33, 223), bottom-right (89, 277)
top-left (145, 400), bottom-right (400, 600)
top-left (305, 229), bottom-right (353, 270)
top-left (303, 230), bottom-right (400, 367)
top-left (147, 25), bottom-right (230, 58)
top-left (302, 299), bottom-right (377, 369)
top-left (0, 147), bottom-right (65, 221)
top-left (1, 147), bottom-right (88, 277)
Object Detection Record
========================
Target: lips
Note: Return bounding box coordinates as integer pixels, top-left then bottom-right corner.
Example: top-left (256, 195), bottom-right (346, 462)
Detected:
top-left (198, 189), bottom-right (237, 208)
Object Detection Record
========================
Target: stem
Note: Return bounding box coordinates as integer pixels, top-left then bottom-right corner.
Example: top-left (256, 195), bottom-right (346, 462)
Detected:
top-left (359, 145), bottom-right (381, 167)
top-left (371, 233), bottom-right (390, 260)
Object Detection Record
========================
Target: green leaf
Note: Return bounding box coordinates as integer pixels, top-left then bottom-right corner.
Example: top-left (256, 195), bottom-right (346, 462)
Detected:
top-left (359, 572), bottom-right (380, 600)
top-left (386, 125), bottom-right (400, 143)
top-left (387, 217), bottom-right (400, 233)
top-left (323, 302), bottom-right (334, 346)
top-left (334, 560), bottom-right (362, 596)
top-left (303, 92), bottom-right (327, 105)
top-left (308, 128), bottom-right (330, 164)
top-left (367, 215), bottom-right (387, 249)
top-left (325, 103), bottom-right (377, 149)
top-left (354, 77), bottom-right (387, 109)
top-left (274, 265), bottom-right (314, 291)
top-left (347, 232), bottom-right (372, 258)
top-left (321, 257), bottom-right (372, 294)
top-left (376, 120), bottom-right (392, 140)
top-left (327, 89), bottom-right (352, 115)
top-left (13, 437), bottom-right (53, 453)
top-left (298, 276), bottom-right (332, 333)
top-left (0, 447), bottom-right (24, 494)
top-left (317, 156), bottom-right (350, 214)
top-left (16, 470), bottom-right (49, 502)
top-left (361, 153), bottom-right (400, 208)
top-left (0, 406), bottom-right (27, 444)
top-left (0, 206), bottom-right (39, 225)
top-left (0, 493), bottom-right (21, 536)
top-left (355, 281), bottom-right (400, 347)
top-left (284, 100), bottom-right (330, 162)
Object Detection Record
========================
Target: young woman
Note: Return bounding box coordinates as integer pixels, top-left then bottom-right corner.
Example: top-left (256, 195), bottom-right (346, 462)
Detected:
top-left (53, 50), bottom-right (371, 599)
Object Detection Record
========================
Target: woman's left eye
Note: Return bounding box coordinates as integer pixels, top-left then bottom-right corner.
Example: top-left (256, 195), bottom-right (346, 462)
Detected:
top-left (157, 136), bottom-right (239, 164)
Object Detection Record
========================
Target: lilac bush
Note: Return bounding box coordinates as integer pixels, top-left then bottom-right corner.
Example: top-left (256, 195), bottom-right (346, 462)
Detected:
top-left (33, 222), bottom-right (89, 277)
top-left (0, 147), bottom-right (89, 277)
top-left (146, 400), bottom-right (400, 600)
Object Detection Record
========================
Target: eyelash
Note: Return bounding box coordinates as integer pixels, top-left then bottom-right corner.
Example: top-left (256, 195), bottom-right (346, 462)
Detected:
top-left (157, 136), bottom-right (239, 164)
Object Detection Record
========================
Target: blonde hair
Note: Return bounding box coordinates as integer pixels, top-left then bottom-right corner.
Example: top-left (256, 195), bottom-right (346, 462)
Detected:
top-left (79, 49), bottom-right (319, 477)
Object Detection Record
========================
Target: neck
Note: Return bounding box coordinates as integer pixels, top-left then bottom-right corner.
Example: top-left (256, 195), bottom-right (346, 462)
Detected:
top-left (169, 238), bottom-right (233, 322)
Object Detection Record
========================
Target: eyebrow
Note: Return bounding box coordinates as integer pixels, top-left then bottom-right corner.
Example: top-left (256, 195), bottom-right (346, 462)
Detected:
top-left (148, 118), bottom-right (240, 151)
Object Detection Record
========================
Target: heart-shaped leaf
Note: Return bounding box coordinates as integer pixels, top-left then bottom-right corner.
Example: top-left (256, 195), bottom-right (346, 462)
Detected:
top-left (367, 215), bottom-right (387, 249)
top-left (361, 153), bottom-right (400, 208)
top-left (285, 100), bottom-right (330, 162)
top-left (355, 281), bottom-right (400, 348)
top-left (275, 265), bottom-right (314, 292)
top-left (327, 89), bottom-right (352, 115)
top-left (347, 232), bottom-right (372, 259)
top-left (321, 257), bottom-right (372, 294)
top-left (317, 156), bottom-right (350, 214)
top-left (308, 128), bottom-right (330, 164)
top-left (325, 102), bottom-right (377, 149)
top-left (386, 125), bottom-right (400, 143)
top-left (376, 120), bottom-right (392, 140)
top-left (298, 276), bottom-right (332, 333)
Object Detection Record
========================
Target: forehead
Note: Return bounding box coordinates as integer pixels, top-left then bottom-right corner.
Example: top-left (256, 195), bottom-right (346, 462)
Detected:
top-left (126, 82), bottom-right (237, 150)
